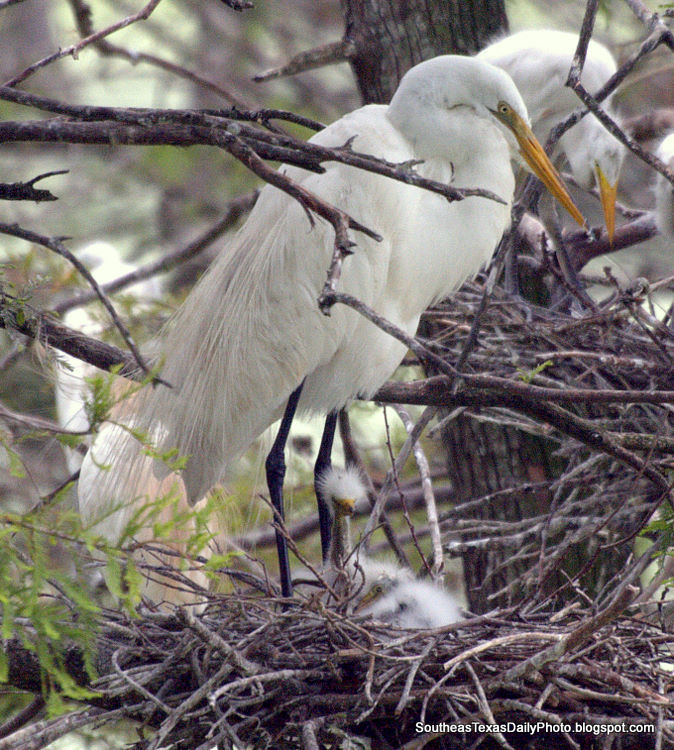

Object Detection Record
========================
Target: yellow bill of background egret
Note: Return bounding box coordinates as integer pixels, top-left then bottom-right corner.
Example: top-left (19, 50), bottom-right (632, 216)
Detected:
top-left (78, 55), bottom-right (584, 600)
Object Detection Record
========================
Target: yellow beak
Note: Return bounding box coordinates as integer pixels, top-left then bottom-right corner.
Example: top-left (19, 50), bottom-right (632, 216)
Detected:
top-left (352, 585), bottom-right (382, 614)
top-left (492, 105), bottom-right (586, 229)
top-left (595, 164), bottom-right (618, 244)
top-left (334, 496), bottom-right (355, 516)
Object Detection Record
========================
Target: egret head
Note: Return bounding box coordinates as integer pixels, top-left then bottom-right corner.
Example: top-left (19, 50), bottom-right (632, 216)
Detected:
top-left (316, 465), bottom-right (366, 518)
top-left (489, 98), bottom-right (586, 229)
top-left (563, 118), bottom-right (624, 242)
top-left (352, 573), bottom-right (396, 614)
top-left (388, 55), bottom-right (585, 229)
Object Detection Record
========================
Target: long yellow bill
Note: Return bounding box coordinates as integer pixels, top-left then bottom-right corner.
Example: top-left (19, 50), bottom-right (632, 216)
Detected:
top-left (491, 102), bottom-right (586, 229)
top-left (595, 164), bottom-right (618, 244)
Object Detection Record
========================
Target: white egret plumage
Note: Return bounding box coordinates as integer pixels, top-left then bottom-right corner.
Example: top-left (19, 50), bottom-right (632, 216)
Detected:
top-left (655, 133), bottom-right (674, 240)
top-left (61, 245), bottom-right (209, 607)
top-left (319, 465), bottom-right (411, 588)
top-left (79, 55), bottom-right (584, 599)
top-left (354, 573), bottom-right (463, 629)
top-left (478, 29), bottom-right (624, 240)
top-left (319, 466), bottom-right (462, 628)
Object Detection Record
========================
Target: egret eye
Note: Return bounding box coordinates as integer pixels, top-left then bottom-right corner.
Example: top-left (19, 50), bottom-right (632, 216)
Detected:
top-left (498, 101), bottom-right (510, 116)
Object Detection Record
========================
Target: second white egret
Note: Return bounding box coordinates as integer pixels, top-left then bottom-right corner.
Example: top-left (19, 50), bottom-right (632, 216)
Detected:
top-left (478, 29), bottom-right (624, 241)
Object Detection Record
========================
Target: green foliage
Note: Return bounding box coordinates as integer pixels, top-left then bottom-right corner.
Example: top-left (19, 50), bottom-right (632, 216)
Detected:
top-left (517, 359), bottom-right (552, 383)
top-left (82, 368), bottom-right (121, 430)
top-left (0, 506), bottom-right (101, 704)
top-left (640, 500), bottom-right (674, 561)
top-left (0, 435), bottom-right (26, 478)
top-left (0, 461), bottom-right (216, 705)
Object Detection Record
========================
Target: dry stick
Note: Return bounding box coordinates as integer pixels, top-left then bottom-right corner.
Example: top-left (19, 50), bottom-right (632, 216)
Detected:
top-left (465, 662), bottom-right (516, 750)
top-left (393, 405), bottom-right (443, 579)
top-left (0, 222), bottom-right (153, 378)
top-left (624, 0), bottom-right (674, 36)
top-left (394, 640), bottom-right (434, 716)
top-left (379, 407), bottom-right (432, 571)
top-left (633, 554), bottom-right (674, 607)
top-left (0, 170), bottom-right (67, 202)
top-left (377, 373), bottom-right (674, 409)
top-left (0, 707), bottom-right (129, 750)
top-left (564, 8), bottom-right (674, 186)
top-left (110, 649), bottom-right (171, 716)
top-left (4, 0), bottom-right (165, 87)
top-left (53, 190), bottom-right (258, 316)
top-left (211, 130), bottom-right (380, 253)
top-left (492, 584), bottom-right (638, 688)
top-left (570, 79), bottom-right (674, 186)
top-left (418, 631), bottom-right (563, 723)
top-left (300, 719), bottom-right (322, 750)
top-left (0, 297), bottom-right (138, 377)
top-left (147, 661), bottom-right (233, 750)
top-left (555, 663), bottom-right (668, 705)
top-left (361, 407), bottom-right (437, 545)
top-left (0, 87), bottom-right (506, 210)
top-left (254, 39), bottom-right (356, 82)
top-left (325, 293), bottom-right (673, 497)
top-left (0, 698), bottom-right (44, 741)
top-left (568, 0), bottom-right (601, 86)
top-left (524, 23), bottom-right (673, 227)
top-left (0, 400), bottom-right (87, 436)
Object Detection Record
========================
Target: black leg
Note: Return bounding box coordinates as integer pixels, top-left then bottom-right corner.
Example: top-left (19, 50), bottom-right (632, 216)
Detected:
top-left (265, 383), bottom-right (304, 598)
top-left (314, 410), bottom-right (339, 563)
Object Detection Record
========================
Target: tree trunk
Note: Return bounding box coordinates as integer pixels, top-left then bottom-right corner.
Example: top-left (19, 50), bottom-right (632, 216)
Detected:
top-left (341, 0), bottom-right (508, 103)
top-left (340, 0), bottom-right (630, 613)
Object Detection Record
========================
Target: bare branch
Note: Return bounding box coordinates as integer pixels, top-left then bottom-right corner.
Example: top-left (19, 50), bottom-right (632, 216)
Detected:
top-left (0, 171), bottom-right (67, 202)
top-left (66, 0), bottom-right (249, 108)
top-left (254, 40), bottom-right (356, 82)
top-left (53, 190), bottom-right (258, 316)
top-left (0, 222), bottom-right (152, 378)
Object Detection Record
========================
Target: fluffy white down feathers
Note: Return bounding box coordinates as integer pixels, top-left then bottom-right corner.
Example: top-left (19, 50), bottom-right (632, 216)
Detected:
top-left (322, 466), bottom-right (463, 629)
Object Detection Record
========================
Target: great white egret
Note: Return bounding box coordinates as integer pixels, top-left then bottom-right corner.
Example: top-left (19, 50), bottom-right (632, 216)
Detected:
top-left (319, 465), bottom-right (412, 592)
top-left (319, 466), bottom-right (462, 628)
top-left (80, 54), bottom-right (584, 599)
top-left (354, 573), bottom-right (463, 629)
top-left (478, 29), bottom-right (624, 241)
top-left (655, 133), bottom-right (674, 239)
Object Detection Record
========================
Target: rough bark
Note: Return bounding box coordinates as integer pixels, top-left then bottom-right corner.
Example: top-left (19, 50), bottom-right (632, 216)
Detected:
top-left (341, 0), bottom-right (508, 104)
top-left (340, 0), bottom-right (632, 613)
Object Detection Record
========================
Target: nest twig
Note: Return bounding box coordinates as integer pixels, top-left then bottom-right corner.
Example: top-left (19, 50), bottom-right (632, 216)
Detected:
top-left (4, 574), bottom-right (671, 750)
